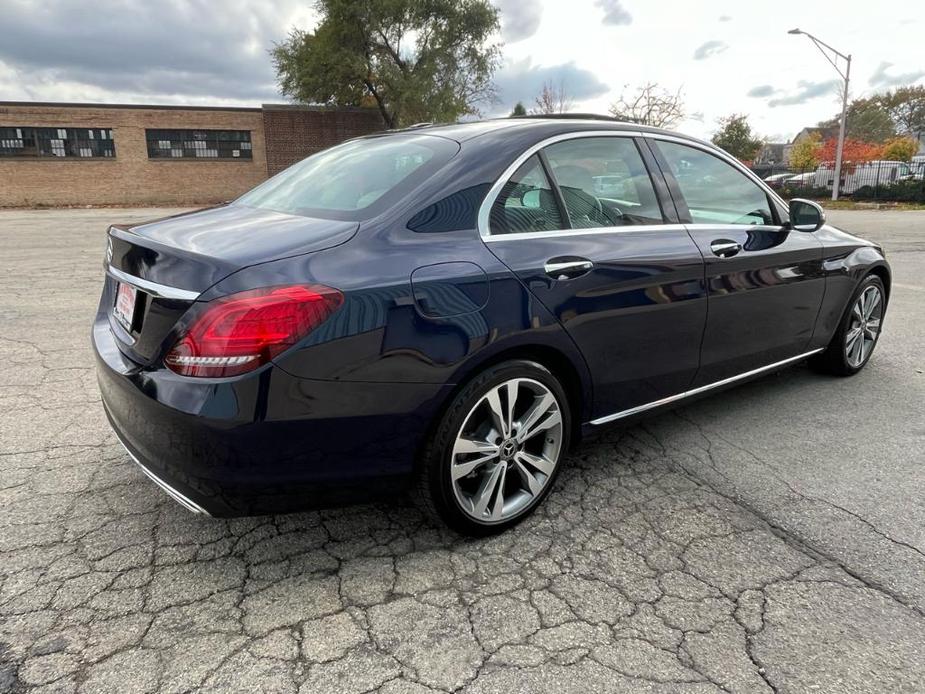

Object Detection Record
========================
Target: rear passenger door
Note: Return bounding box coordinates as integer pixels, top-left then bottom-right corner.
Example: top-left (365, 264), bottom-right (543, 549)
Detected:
top-left (648, 138), bottom-right (825, 384)
top-left (483, 134), bottom-right (707, 420)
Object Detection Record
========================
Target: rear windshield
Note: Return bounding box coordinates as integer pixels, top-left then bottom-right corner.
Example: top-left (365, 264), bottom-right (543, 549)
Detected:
top-left (236, 133), bottom-right (458, 220)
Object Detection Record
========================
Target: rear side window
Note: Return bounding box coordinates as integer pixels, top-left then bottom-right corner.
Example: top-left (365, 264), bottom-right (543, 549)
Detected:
top-left (489, 155), bottom-right (564, 235)
top-left (656, 141), bottom-right (774, 225)
top-left (237, 134), bottom-right (458, 220)
top-left (543, 137), bottom-right (664, 227)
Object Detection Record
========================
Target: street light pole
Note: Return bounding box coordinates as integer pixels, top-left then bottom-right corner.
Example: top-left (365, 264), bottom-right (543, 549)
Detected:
top-left (788, 29), bottom-right (851, 201)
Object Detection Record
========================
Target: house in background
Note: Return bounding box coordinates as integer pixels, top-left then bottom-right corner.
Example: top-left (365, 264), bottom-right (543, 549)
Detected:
top-left (755, 142), bottom-right (786, 166)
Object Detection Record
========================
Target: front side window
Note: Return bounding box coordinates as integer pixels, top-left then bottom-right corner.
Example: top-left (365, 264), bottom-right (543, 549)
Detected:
top-left (237, 134), bottom-right (458, 220)
top-left (489, 155), bottom-right (563, 235)
top-left (146, 129), bottom-right (252, 160)
top-left (656, 141), bottom-right (774, 225)
top-left (543, 137), bottom-right (664, 227)
top-left (0, 127), bottom-right (115, 158)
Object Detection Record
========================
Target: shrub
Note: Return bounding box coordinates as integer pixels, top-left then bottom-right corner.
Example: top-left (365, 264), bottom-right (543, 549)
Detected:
top-left (779, 185), bottom-right (830, 200)
top-left (852, 180), bottom-right (925, 202)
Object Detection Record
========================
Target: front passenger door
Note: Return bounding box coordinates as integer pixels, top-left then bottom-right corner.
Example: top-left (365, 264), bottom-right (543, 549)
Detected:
top-left (650, 139), bottom-right (825, 385)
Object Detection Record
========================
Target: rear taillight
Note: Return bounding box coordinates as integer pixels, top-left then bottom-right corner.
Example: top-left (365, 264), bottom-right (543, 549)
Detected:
top-left (165, 284), bottom-right (343, 377)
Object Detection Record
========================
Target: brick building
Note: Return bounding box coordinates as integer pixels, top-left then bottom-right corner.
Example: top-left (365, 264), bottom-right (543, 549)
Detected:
top-left (0, 101), bottom-right (384, 207)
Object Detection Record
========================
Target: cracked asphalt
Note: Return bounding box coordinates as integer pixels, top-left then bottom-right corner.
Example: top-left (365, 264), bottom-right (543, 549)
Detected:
top-left (1, 207), bottom-right (923, 693)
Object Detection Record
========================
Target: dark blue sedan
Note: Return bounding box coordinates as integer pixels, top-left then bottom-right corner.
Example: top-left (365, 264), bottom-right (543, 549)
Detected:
top-left (93, 117), bottom-right (890, 535)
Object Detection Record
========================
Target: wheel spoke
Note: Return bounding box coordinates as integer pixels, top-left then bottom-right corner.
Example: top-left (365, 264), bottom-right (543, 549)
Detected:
top-left (859, 335), bottom-right (870, 363)
top-left (845, 326), bottom-right (862, 350)
top-left (852, 302), bottom-right (863, 323)
top-left (503, 380), bottom-right (518, 437)
top-left (516, 394), bottom-right (558, 443)
top-left (516, 450), bottom-right (556, 476)
top-left (864, 290), bottom-right (881, 320)
top-left (451, 451), bottom-right (498, 480)
top-left (848, 332), bottom-right (863, 364)
top-left (490, 462), bottom-right (508, 520)
top-left (454, 437), bottom-right (498, 457)
top-left (514, 458), bottom-right (543, 496)
top-left (484, 388), bottom-right (509, 438)
top-left (472, 462), bottom-right (504, 518)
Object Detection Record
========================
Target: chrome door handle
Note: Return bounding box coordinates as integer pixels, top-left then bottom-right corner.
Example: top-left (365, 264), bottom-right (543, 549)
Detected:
top-left (544, 259), bottom-right (594, 279)
top-left (710, 240), bottom-right (742, 258)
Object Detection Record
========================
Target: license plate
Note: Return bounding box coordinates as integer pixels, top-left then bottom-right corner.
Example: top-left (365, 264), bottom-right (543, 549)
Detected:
top-left (114, 282), bottom-right (138, 332)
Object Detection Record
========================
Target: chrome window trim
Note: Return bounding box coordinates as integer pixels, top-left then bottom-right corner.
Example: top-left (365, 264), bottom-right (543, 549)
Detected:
top-left (589, 348), bottom-right (824, 426)
top-left (483, 223), bottom-right (687, 243)
top-left (477, 130), bottom-right (649, 239)
top-left (106, 265), bottom-right (201, 301)
top-left (685, 223), bottom-right (786, 233)
top-left (476, 128), bottom-right (790, 241)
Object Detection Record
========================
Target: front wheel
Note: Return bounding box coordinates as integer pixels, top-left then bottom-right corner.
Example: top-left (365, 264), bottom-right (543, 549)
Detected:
top-left (812, 274), bottom-right (886, 376)
top-left (417, 360), bottom-right (571, 536)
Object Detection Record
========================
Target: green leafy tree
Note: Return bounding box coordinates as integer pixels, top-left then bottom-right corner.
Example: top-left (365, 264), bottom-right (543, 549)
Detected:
top-left (272, 0), bottom-right (501, 128)
top-left (879, 85), bottom-right (925, 136)
top-left (819, 98), bottom-right (896, 143)
top-left (880, 136), bottom-right (919, 162)
top-left (511, 101), bottom-right (527, 116)
top-left (788, 132), bottom-right (822, 170)
top-left (711, 114), bottom-right (763, 162)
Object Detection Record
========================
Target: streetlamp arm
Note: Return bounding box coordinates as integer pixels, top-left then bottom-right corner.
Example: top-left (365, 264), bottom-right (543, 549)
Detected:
top-left (799, 31), bottom-right (851, 79)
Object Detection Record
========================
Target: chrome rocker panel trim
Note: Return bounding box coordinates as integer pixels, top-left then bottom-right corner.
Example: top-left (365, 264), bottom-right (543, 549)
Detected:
top-left (590, 349), bottom-right (825, 426)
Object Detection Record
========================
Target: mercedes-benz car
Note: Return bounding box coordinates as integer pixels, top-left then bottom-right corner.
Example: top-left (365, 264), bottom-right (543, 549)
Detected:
top-left (93, 116), bottom-right (890, 535)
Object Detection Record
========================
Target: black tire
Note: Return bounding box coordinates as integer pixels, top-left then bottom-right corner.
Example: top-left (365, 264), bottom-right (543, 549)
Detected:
top-left (811, 274), bottom-right (886, 376)
top-left (416, 359), bottom-right (572, 536)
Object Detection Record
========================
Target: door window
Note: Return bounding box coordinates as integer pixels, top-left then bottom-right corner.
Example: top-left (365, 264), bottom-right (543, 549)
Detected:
top-left (656, 141), bottom-right (775, 225)
top-left (489, 155), bottom-right (564, 234)
top-left (543, 137), bottom-right (664, 227)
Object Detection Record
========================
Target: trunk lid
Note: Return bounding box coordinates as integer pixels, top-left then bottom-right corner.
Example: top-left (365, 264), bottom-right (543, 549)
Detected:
top-left (104, 203), bottom-right (358, 364)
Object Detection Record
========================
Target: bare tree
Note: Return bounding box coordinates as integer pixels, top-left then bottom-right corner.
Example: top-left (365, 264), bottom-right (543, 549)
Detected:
top-left (532, 80), bottom-right (573, 115)
top-left (609, 83), bottom-right (685, 128)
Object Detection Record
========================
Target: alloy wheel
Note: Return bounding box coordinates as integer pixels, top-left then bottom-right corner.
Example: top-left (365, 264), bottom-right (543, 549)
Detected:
top-left (450, 378), bottom-right (563, 523)
top-left (845, 285), bottom-right (883, 368)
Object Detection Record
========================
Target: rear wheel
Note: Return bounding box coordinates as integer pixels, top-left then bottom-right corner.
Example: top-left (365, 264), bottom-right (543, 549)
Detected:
top-left (417, 360), bottom-right (571, 536)
top-left (812, 274), bottom-right (886, 376)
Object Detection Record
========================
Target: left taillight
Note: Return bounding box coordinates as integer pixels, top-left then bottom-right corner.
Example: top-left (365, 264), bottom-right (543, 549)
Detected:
top-left (165, 284), bottom-right (343, 377)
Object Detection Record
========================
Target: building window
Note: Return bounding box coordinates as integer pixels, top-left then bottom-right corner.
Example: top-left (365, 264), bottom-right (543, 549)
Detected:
top-left (0, 127), bottom-right (116, 158)
top-left (145, 129), bottom-right (252, 160)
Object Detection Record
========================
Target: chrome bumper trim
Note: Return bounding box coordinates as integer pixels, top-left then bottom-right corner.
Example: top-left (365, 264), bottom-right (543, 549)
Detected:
top-left (115, 436), bottom-right (210, 516)
top-left (590, 348), bottom-right (825, 426)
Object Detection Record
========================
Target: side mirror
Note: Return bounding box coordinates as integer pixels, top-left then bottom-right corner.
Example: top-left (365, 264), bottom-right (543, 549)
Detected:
top-left (789, 198), bottom-right (825, 232)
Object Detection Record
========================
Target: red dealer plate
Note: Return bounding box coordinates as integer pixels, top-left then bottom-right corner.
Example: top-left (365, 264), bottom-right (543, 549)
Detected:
top-left (113, 282), bottom-right (138, 333)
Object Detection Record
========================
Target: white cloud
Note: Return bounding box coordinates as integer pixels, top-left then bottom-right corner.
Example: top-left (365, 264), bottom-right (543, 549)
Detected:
top-left (869, 61), bottom-right (925, 87)
top-left (693, 40), bottom-right (728, 60)
top-left (596, 0), bottom-right (632, 26)
top-left (494, 0), bottom-right (544, 42)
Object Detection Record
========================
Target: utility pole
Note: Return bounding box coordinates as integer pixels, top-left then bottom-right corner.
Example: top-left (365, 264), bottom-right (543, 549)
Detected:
top-left (789, 29), bottom-right (852, 201)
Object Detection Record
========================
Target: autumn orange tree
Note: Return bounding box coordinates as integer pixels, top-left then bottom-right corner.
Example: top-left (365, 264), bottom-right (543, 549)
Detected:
top-left (819, 138), bottom-right (883, 169)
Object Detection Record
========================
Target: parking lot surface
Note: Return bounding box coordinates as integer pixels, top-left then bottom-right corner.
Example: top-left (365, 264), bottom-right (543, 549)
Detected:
top-left (1, 207), bottom-right (923, 693)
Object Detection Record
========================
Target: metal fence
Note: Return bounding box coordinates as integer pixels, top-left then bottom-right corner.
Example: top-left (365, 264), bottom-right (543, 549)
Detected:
top-left (751, 160), bottom-right (925, 202)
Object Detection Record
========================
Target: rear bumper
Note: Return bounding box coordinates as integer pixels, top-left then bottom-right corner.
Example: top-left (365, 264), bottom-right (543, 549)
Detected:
top-left (109, 421), bottom-right (210, 515)
top-left (93, 314), bottom-right (450, 516)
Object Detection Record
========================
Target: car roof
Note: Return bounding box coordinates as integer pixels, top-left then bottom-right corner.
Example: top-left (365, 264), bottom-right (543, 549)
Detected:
top-left (361, 115), bottom-right (705, 146)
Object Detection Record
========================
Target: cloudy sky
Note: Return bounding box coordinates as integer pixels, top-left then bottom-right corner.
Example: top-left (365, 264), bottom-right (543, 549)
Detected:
top-left (1, 0), bottom-right (922, 142)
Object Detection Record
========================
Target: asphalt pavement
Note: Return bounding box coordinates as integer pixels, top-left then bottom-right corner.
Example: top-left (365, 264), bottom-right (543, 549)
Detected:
top-left (0, 207), bottom-right (922, 693)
